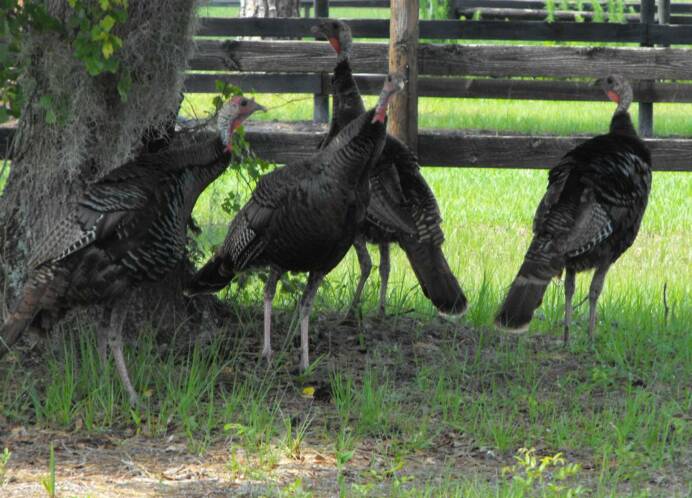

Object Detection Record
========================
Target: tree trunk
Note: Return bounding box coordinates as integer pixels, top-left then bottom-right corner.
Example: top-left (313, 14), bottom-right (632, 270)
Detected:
top-left (0, 1), bottom-right (204, 339)
top-left (239, 0), bottom-right (300, 18)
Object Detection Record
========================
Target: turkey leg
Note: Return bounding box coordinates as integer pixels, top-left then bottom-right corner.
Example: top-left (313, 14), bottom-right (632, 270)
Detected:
top-left (563, 268), bottom-right (576, 345)
top-left (299, 271), bottom-right (325, 372)
top-left (107, 300), bottom-right (139, 406)
top-left (344, 236), bottom-right (371, 322)
top-left (588, 264), bottom-right (610, 340)
top-left (377, 243), bottom-right (390, 317)
top-left (262, 268), bottom-right (282, 361)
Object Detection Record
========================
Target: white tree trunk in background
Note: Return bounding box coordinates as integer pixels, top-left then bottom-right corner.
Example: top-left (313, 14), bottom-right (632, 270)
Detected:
top-left (240, 0), bottom-right (300, 18)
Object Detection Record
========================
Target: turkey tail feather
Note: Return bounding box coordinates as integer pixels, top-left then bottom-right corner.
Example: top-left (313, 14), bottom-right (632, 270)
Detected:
top-left (185, 256), bottom-right (235, 296)
top-left (495, 274), bottom-right (550, 332)
top-left (401, 240), bottom-right (467, 315)
top-left (0, 276), bottom-right (52, 359)
top-left (0, 315), bottom-right (33, 359)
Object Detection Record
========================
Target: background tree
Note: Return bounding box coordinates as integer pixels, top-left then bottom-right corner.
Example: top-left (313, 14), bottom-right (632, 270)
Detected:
top-left (0, 1), bottom-right (202, 337)
top-left (240, 0), bottom-right (299, 19)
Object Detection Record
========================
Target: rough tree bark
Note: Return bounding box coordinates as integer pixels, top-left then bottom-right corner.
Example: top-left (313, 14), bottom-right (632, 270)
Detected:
top-left (0, 1), bottom-right (204, 339)
top-left (240, 0), bottom-right (300, 19)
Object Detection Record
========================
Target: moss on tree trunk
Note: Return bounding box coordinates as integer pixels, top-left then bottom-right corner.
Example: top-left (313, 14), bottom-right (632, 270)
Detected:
top-left (0, 1), bottom-right (207, 340)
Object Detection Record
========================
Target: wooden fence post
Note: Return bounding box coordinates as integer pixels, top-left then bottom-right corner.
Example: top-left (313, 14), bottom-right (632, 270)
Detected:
top-left (388, 0), bottom-right (419, 151)
top-left (313, 0), bottom-right (330, 124)
top-left (639, 0), bottom-right (655, 137)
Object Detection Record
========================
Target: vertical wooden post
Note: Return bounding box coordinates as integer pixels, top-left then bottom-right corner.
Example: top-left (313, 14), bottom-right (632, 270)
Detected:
top-left (658, 0), bottom-right (671, 39)
top-left (313, 0), bottom-right (330, 124)
top-left (639, 0), bottom-right (655, 137)
top-left (388, 0), bottom-right (419, 152)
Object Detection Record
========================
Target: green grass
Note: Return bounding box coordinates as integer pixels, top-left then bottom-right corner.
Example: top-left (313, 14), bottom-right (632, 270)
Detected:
top-left (2, 7), bottom-right (691, 494)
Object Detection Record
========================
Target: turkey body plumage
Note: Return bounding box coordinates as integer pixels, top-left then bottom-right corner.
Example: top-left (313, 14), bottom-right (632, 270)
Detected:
top-left (496, 105), bottom-right (651, 340)
top-left (0, 134), bottom-right (233, 403)
top-left (322, 49), bottom-right (467, 317)
top-left (187, 101), bottom-right (399, 370)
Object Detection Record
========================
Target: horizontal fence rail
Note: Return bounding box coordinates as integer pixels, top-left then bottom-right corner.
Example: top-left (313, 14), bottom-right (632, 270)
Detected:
top-left (3, 9), bottom-right (690, 171)
top-left (1, 125), bottom-right (690, 171)
top-left (453, 0), bottom-right (692, 13)
top-left (197, 17), bottom-right (692, 44)
top-left (455, 8), bottom-right (692, 24)
top-left (204, 0), bottom-right (389, 7)
top-left (203, 0), bottom-right (692, 16)
top-left (186, 73), bottom-right (692, 103)
top-left (190, 40), bottom-right (692, 80)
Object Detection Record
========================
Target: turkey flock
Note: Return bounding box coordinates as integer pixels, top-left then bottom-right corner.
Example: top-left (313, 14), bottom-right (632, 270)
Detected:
top-left (0, 20), bottom-right (651, 405)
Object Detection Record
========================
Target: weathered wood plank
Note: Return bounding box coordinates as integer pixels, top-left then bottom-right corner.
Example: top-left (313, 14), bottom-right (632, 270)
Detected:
top-left (183, 73), bottom-right (692, 103)
top-left (190, 40), bottom-right (692, 80)
top-left (453, 0), bottom-right (692, 14)
top-left (456, 7), bottom-right (643, 23)
top-left (1, 125), bottom-right (689, 170)
top-left (196, 17), bottom-right (692, 44)
top-left (417, 44), bottom-right (692, 79)
top-left (455, 7), bottom-right (692, 23)
top-left (312, 0), bottom-right (330, 124)
top-left (184, 73), bottom-right (323, 93)
top-left (419, 132), bottom-right (692, 171)
top-left (205, 0), bottom-right (389, 7)
top-left (639, 0), bottom-right (656, 138)
top-left (388, 0), bottom-right (419, 150)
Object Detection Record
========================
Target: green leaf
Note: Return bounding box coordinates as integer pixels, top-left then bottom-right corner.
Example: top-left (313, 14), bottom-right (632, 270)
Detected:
top-left (99, 0), bottom-right (110, 10)
top-left (117, 71), bottom-right (132, 102)
top-left (102, 40), bottom-right (113, 59)
top-left (45, 108), bottom-right (57, 124)
top-left (38, 94), bottom-right (53, 109)
top-left (100, 15), bottom-right (115, 32)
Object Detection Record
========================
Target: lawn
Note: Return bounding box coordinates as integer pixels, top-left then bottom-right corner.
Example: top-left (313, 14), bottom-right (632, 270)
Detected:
top-left (0, 6), bottom-right (691, 498)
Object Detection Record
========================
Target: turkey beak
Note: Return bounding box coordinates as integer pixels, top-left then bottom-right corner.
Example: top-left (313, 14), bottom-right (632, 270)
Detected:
top-left (310, 25), bottom-right (325, 39)
top-left (253, 102), bottom-right (267, 113)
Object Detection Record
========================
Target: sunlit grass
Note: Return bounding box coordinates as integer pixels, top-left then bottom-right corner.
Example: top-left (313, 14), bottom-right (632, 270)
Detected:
top-left (1, 6), bottom-right (690, 494)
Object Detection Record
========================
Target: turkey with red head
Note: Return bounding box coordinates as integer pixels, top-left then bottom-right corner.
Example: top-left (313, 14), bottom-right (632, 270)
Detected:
top-left (312, 19), bottom-right (467, 320)
top-left (495, 75), bottom-right (651, 342)
top-left (185, 75), bottom-right (407, 372)
top-left (0, 96), bottom-right (264, 405)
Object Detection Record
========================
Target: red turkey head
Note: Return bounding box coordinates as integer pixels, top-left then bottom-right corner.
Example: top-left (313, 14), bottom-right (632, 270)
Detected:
top-left (598, 74), bottom-right (633, 113)
top-left (218, 96), bottom-right (266, 152)
top-left (373, 73), bottom-right (405, 124)
top-left (311, 19), bottom-right (353, 62)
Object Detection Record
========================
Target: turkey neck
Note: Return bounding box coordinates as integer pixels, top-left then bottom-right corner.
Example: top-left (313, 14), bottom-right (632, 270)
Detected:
top-left (609, 111), bottom-right (638, 138)
top-left (329, 59), bottom-right (366, 140)
top-left (325, 110), bottom-right (386, 189)
top-left (178, 137), bottom-right (231, 216)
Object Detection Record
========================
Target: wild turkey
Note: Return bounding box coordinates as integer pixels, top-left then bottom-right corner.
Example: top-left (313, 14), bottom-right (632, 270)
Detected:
top-left (311, 20), bottom-right (467, 318)
top-left (185, 75), bottom-right (406, 371)
top-left (495, 75), bottom-right (651, 342)
top-left (0, 97), bottom-right (264, 404)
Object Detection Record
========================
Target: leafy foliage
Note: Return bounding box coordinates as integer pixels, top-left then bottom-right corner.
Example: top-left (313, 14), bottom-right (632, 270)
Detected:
top-left (502, 448), bottom-right (586, 497)
top-left (0, 0), bottom-right (130, 125)
top-left (419, 0), bottom-right (449, 20)
top-left (0, 1), bottom-right (61, 122)
top-left (66, 0), bottom-right (131, 100)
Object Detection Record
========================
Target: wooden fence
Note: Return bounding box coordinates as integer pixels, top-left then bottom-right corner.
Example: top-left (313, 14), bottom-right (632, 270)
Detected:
top-left (2, 0), bottom-right (692, 171)
top-left (452, 0), bottom-right (692, 24)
